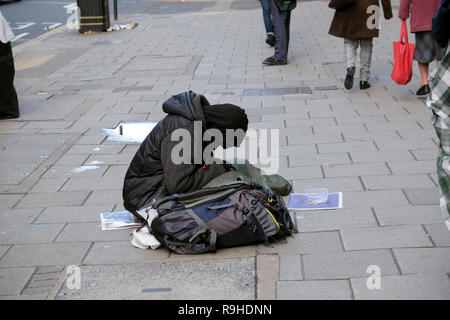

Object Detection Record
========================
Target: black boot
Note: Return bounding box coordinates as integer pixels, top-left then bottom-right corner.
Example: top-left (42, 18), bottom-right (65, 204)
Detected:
top-left (344, 67), bottom-right (355, 90)
top-left (416, 84), bottom-right (430, 96)
top-left (360, 81), bottom-right (371, 90)
top-left (265, 34), bottom-right (275, 47)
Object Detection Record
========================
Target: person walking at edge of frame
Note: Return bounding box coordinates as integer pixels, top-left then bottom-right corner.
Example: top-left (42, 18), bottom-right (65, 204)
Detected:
top-left (262, 0), bottom-right (297, 65)
top-left (0, 11), bottom-right (19, 120)
top-left (427, 0), bottom-right (450, 231)
top-left (399, 0), bottom-right (448, 97)
top-left (328, 0), bottom-right (393, 90)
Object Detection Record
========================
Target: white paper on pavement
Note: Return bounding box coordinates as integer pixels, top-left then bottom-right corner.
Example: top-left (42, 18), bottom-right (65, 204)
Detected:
top-left (100, 211), bottom-right (142, 231)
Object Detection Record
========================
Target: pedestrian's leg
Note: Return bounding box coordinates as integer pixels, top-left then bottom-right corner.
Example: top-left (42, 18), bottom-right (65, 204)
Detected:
top-left (344, 38), bottom-right (357, 69)
top-left (285, 9), bottom-right (291, 58)
top-left (415, 62), bottom-right (432, 95)
top-left (259, 0), bottom-right (274, 36)
top-left (359, 38), bottom-right (373, 82)
top-left (270, 0), bottom-right (288, 62)
top-left (418, 62), bottom-right (430, 86)
top-left (0, 41), bottom-right (19, 119)
top-left (343, 38), bottom-right (357, 89)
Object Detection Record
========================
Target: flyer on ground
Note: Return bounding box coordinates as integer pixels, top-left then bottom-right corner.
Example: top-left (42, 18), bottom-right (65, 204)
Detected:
top-left (287, 192), bottom-right (343, 211)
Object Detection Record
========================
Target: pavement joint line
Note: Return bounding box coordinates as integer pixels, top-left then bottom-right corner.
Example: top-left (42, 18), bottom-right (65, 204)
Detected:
top-left (427, 173), bottom-right (439, 188)
top-left (30, 207), bottom-right (46, 225)
top-left (370, 207), bottom-right (381, 227)
top-left (46, 265), bottom-right (70, 300)
top-left (80, 241), bottom-right (96, 265)
top-left (347, 278), bottom-right (355, 300)
top-left (52, 223), bottom-right (68, 243)
top-left (389, 248), bottom-right (404, 276)
top-left (401, 188), bottom-right (413, 205)
top-left (0, 133), bottom-right (82, 195)
top-left (421, 224), bottom-right (436, 247)
top-left (65, 98), bottom-right (102, 122)
top-left (18, 266), bottom-right (37, 296)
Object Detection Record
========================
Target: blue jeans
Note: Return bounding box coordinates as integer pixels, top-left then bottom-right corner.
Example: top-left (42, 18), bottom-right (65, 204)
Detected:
top-left (259, 0), bottom-right (273, 35)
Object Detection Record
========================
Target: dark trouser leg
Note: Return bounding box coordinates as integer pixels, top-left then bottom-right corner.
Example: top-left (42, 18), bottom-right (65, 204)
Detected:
top-left (0, 41), bottom-right (19, 119)
top-left (270, 0), bottom-right (289, 61)
top-left (259, 0), bottom-right (273, 34)
top-left (285, 9), bottom-right (291, 57)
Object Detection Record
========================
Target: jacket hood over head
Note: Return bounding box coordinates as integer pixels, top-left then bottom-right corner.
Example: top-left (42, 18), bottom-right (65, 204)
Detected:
top-left (162, 91), bottom-right (208, 127)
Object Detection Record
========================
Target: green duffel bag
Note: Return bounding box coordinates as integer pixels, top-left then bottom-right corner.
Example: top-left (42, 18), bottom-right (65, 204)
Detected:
top-left (203, 161), bottom-right (292, 196)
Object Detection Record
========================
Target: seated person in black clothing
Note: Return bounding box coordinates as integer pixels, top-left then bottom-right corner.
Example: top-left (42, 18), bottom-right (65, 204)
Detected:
top-left (122, 91), bottom-right (248, 215)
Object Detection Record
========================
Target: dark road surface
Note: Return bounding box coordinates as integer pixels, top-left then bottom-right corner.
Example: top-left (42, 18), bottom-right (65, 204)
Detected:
top-left (1, 0), bottom-right (261, 47)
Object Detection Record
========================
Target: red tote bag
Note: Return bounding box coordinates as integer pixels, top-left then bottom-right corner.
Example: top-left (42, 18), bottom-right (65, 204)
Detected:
top-left (391, 21), bottom-right (415, 85)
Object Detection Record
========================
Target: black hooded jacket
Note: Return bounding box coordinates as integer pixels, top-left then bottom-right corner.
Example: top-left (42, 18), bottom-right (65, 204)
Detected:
top-left (122, 91), bottom-right (231, 213)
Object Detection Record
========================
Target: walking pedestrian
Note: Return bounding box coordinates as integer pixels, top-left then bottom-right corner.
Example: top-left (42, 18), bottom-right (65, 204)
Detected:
top-left (427, 0), bottom-right (450, 230)
top-left (0, 11), bottom-right (19, 120)
top-left (399, 0), bottom-right (448, 97)
top-left (259, 0), bottom-right (275, 47)
top-left (328, 0), bottom-right (393, 90)
top-left (262, 0), bottom-right (296, 65)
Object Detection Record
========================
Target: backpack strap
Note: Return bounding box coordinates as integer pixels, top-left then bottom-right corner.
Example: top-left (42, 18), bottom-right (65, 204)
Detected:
top-left (153, 181), bottom-right (253, 209)
top-left (186, 209), bottom-right (217, 252)
top-left (183, 188), bottom-right (239, 209)
top-left (208, 198), bottom-right (250, 216)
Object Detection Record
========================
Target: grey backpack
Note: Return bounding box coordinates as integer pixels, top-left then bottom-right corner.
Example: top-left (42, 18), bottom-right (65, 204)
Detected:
top-left (148, 182), bottom-right (297, 254)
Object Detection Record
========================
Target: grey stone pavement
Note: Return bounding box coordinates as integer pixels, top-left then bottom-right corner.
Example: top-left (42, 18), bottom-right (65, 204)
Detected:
top-left (1, 0), bottom-right (450, 300)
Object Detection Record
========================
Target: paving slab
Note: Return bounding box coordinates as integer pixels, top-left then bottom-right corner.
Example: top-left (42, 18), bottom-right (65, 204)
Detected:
top-left (0, 208), bottom-right (43, 225)
top-left (257, 255), bottom-right (279, 300)
top-left (0, 246), bottom-right (10, 259)
top-left (303, 249), bottom-right (400, 281)
top-left (351, 274), bottom-right (450, 300)
top-left (403, 188), bottom-right (440, 205)
top-left (324, 163), bottom-right (390, 178)
top-left (277, 280), bottom-right (352, 300)
top-left (393, 248), bottom-right (450, 275)
top-left (82, 241), bottom-right (170, 265)
top-left (16, 191), bottom-right (90, 209)
top-left (257, 232), bottom-right (343, 255)
top-left (362, 174), bottom-right (436, 191)
top-left (289, 153), bottom-right (351, 167)
top-left (279, 254), bottom-right (302, 281)
top-left (56, 222), bottom-right (130, 243)
top-left (423, 224), bottom-right (450, 246)
top-left (0, 195), bottom-right (23, 209)
top-left (374, 206), bottom-right (443, 226)
top-left (0, 242), bottom-right (91, 268)
top-left (0, 267), bottom-right (35, 296)
top-left (340, 225), bottom-right (433, 250)
top-left (61, 177), bottom-right (124, 192)
top-left (0, 223), bottom-right (64, 245)
top-left (83, 190), bottom-right (124, 206)
top-left (295, 208), bottom-right (378, 232)
top-left (35, 205), bottom-right (113, 224)
top-left (56, 258), bottom-right (255, 300)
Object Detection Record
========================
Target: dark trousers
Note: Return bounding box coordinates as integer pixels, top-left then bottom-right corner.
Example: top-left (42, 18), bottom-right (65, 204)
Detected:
top-left (0, 41), bottom-right (19, 119)
top-left (259, 0), bottom-right (274, 34)
top-left (270, 0), bottom-right (291, 61)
